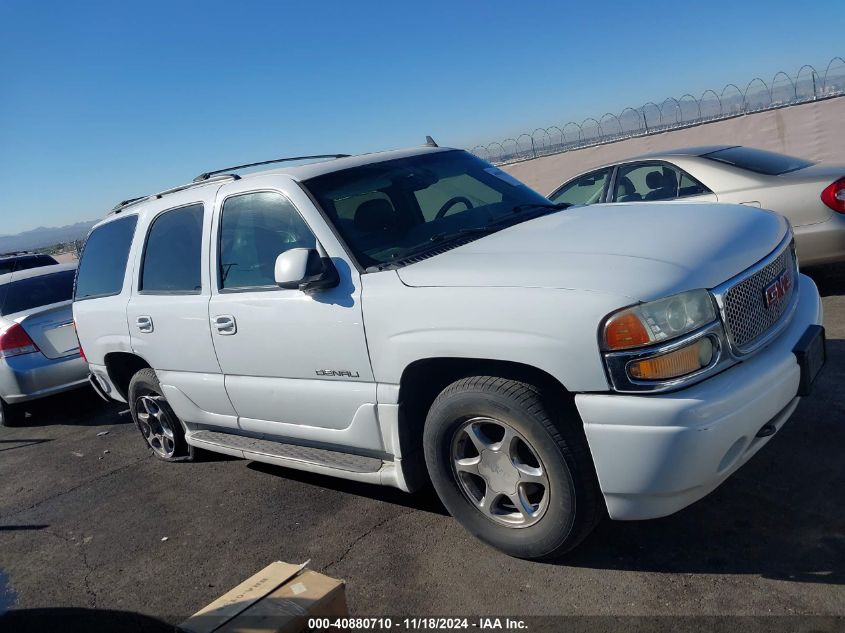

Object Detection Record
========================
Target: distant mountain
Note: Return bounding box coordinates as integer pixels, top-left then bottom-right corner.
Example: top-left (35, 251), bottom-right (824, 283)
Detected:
top-left (0, 220), bottom-right (99, 253)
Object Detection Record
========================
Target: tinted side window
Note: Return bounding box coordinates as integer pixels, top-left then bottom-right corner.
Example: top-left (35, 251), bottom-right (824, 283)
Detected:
top-left (677, 172), bottom-right (710, 198)
top-left (1, 270), bottom-right (76, 316)
top-left (613, 163), bottom-right (681, 202)
top-left (549, 168), bottom-right (611, 206)
top-left (75, 216), bottom-right (138, 300)
top-left (140, 204), bottom-right (204, 293)
top-left (219, 192), bottom-right (316, 290)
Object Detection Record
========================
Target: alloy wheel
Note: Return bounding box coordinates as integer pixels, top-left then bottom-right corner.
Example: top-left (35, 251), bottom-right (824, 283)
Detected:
top-left (451, 416), bottom-right (550, 528)
top-left (135, 395), bottom-right (177, 459)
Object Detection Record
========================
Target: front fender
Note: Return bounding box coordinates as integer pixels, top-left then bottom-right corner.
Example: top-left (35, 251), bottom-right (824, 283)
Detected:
top-left (362, 272), bottom-right (627, 392)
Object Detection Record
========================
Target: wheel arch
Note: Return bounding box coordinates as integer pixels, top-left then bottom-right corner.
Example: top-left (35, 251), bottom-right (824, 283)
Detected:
top-left (396, 357), bottom-right (577, 459)
top-left (104, 351), bottom-right (152, 401)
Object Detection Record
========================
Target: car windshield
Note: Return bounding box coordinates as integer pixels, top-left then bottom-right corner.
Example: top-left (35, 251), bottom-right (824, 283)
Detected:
top-left (302, 150), bottom-right (560, 269)
top-left (0, 269), bottom-right (76, 316)
top-left (702, 146), bottom-right (812, 175)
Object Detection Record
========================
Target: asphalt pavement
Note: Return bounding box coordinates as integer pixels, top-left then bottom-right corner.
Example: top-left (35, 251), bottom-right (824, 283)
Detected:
top-left (1, 266), bottom-right (844, 632)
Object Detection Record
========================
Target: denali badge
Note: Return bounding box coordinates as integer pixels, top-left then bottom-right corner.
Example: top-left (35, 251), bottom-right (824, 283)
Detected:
top-left (764, 268), bottom-right (792, 309)
top-left (316, 369), bottom-right (360, 378)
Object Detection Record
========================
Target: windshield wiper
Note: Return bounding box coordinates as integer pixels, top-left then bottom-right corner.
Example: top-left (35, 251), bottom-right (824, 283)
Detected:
top-left (509, 202), bottom-right (571, 214)
top-left (427, 226), bottom-right (499, 243)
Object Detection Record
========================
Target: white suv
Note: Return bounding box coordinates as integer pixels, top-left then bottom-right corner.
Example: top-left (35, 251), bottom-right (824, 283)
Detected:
top-left (73, 145), bottom-right (826, 559)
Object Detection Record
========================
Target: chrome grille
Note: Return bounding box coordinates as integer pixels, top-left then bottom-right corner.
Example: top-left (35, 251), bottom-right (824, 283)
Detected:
top-left (720, 243), bottom-right (797, 353)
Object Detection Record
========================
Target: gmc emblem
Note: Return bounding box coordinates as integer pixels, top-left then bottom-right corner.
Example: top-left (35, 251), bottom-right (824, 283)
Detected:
top-left (764, 268), bottom-right (792, 309)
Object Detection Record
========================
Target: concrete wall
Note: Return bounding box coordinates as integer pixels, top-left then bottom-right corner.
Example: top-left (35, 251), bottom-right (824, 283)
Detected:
top-left (500, 97), bottom-right (845, 195)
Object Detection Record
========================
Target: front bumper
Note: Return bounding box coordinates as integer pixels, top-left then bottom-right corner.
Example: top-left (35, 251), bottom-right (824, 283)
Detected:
top-left (575, 273), bottom-right (823, 520)
top-left (0, 351), bottom-right (90, 404)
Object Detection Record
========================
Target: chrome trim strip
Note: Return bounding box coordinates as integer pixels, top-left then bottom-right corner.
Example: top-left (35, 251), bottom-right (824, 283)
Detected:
top-left (603, 320), bottom-right (736, 393)
top-left (710, 233), bottom-right (798, 357)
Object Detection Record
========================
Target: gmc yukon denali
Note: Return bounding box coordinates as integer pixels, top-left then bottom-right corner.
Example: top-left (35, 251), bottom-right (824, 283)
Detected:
top-left (73, 145), bottom-right (826, 559)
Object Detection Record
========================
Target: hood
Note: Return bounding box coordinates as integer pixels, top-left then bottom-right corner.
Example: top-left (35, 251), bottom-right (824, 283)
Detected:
top-left (396, 202), bottom-right (789, 302)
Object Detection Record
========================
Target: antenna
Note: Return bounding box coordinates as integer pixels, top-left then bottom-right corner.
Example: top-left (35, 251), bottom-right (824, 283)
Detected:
top-left (425, 136), bottom-right (439, 147)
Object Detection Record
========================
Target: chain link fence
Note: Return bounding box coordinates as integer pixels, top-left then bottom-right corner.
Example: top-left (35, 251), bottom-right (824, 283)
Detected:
top-left (470, 57), bottom-right (845, 165)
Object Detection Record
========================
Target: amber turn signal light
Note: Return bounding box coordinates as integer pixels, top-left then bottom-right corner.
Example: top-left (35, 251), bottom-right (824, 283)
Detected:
top-left (604, 312), bottom-right (651, 350)
top-left (628, 338), bottom-right (714, 381)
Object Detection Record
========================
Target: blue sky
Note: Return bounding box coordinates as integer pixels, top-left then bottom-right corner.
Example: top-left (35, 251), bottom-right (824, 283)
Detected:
top-left (0, 0), bottom-right (841, 234)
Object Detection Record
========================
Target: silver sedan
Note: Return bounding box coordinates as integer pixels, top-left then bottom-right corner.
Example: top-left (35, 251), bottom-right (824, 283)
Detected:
top-left (549, 145), bottom-right (845, 266)
top-left (0, 263), bottom-right (89, 426)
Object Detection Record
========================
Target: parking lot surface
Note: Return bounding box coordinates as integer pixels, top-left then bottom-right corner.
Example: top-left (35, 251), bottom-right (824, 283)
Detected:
top-left (1, 267), bottom-right (844, 631)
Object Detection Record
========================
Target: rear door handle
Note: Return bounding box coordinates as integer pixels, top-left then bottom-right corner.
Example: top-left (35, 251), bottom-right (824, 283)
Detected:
top-left (213, 315), bottom-right (237, 335)
top-left (136, 315), bottom-right (154, 333)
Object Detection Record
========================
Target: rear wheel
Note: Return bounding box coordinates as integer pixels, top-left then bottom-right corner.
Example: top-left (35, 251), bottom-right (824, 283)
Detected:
top-left (423, 376), bottom-right (603, 560)
top-left (0, 398), bottom-right (26, 427)
top-left (128, 368), bottom-right (195, 462)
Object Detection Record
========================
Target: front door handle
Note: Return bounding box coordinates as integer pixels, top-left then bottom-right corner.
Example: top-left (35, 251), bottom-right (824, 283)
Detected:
top-left (136, 315), bottom-right (154, 333)
top-left (213, 315), bottom-right (237, 335)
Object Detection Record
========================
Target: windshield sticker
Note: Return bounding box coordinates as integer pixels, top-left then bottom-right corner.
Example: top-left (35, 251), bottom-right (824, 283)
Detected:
top-left (484, 167), bottom-right (523, 187)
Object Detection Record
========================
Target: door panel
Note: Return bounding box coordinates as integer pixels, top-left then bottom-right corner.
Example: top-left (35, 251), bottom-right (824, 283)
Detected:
top-left (208, 182), bottom-right (375, 435)
top-left (126, 191), bottom-right (237, 428)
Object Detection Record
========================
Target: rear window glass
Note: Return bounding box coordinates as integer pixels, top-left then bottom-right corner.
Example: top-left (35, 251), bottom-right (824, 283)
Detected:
top-left (0, 255), bottom-right (58, 275)
top-left (75, 216), bottom-right (138, 300)
top-left (140, 204), bottom-right (204, 293)
top-left (0, 270), bottom-right (76, 315)
top-left (702, 147), bottom-right (812, 175)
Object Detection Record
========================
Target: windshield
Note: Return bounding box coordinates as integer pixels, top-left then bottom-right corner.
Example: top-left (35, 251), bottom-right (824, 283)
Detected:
top-left (302, 150), bottom-right (557, 269)
top-left (702, 146), bottom-right (812, 175)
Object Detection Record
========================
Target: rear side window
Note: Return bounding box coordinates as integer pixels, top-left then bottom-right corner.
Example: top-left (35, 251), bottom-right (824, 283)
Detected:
top-left (219, 191), bottom-right (316, 290)
top-left (0, 270), bottom-right (76, 315)
top-left (702, 147), bottom-right (812, 175)
top-left (75, 216), bottom-right (138, 300)
top-left (140, 204), bottom-right (204, 293)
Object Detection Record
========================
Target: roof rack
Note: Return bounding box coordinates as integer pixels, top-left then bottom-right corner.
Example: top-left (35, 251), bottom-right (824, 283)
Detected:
top-left (192, 154), bottom-right (350, 183)
top-left (108, 153), bottom-right (351, 216)
top-left (108, 173), bottom-right (239, 215)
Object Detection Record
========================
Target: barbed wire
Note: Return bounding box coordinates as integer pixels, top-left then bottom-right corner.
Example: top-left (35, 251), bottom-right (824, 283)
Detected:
top-left (469, 57), bottom-right (845, 165)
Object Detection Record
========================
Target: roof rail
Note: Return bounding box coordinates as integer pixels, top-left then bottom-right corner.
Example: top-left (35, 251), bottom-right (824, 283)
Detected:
top-left (108, 173), bottom-right (239, 215)
top-left (193, 154), bottom-right (350, 183)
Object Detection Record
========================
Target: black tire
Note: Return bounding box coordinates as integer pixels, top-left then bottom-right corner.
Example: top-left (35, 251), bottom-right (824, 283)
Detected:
top-left (0, 398), bottom-right (26, 427)
top-left (128, 368), bottom-right (196, 462)
top-left (423, 376), bottom-right (603, 560)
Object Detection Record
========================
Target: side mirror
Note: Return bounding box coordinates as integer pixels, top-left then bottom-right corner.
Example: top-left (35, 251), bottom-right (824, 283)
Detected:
top-left (274, 248), bottom-right (339, 293)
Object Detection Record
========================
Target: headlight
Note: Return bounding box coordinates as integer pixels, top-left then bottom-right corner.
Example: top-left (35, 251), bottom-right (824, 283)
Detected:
top-left (601, 289), bottom-right (717, 351)
top-left (600, 290), bottom-right (735, 393)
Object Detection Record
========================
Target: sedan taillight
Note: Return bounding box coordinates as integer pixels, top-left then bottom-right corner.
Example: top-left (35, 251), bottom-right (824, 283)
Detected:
top-left (72, 320), bottom-right (86, 361)
top-left (821, 177), bottom-right (845, 213)
top-left (0, 323), bottom-right (40, 358)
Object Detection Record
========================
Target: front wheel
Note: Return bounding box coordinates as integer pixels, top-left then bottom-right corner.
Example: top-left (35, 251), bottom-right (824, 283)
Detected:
top-left (423, 376), bottom-right (603, 560)
top-left (128, 368), bottom-right (196, 462)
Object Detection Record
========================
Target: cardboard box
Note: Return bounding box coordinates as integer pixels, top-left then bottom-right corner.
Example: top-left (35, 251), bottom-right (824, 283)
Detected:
top-left (179, 561), bottom-right (348, 633)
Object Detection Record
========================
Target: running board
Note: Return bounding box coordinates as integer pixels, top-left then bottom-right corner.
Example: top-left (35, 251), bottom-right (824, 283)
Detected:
top-left (189, 430), bottom-right (383, 473)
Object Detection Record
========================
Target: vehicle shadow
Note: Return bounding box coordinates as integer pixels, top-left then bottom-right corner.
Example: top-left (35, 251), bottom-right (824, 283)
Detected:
top-left (563, 337), bottom-right (845, 585)
top-left (0, 607), bottom-right (172, 633)
top-left (16, 386), bottom-right (126, 428)
top-left (247, 461), bottom-right (448, 516)
top-left (804, 263), bottom-right (845, 297)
